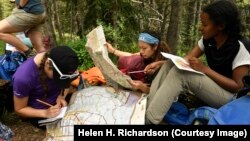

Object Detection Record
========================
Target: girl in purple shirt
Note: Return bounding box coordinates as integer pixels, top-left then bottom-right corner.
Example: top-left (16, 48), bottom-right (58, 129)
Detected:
top-left (12, 46), bottom-right (79, 127)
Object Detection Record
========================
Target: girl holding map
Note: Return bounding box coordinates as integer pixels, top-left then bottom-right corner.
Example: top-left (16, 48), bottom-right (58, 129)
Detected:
top-left (106, 30), bottom-right (171, 93)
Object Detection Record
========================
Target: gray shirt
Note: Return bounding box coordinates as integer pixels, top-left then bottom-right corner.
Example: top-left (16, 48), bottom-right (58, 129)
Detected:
top-left (15, 0), bottom-right (44, 14)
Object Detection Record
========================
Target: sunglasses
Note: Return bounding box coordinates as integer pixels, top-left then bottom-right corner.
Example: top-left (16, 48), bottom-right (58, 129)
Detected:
top-left (48, 58), bottom-right (79, 80)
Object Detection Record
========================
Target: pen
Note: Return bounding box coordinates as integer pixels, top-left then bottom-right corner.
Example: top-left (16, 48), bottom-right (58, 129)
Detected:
top-left (36, 99), bottom-right (53, 107)
top-left (127, 70), bottom-right (145, 74)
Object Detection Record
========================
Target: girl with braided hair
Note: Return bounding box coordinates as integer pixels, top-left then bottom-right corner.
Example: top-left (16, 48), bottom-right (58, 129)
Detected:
top-left (12, 46), bottom-right (79, 127)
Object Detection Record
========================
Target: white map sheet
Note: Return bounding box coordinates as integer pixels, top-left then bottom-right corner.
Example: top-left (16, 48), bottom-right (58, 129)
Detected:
top-left (44, 26), bottom-right (147, 141)
top-left (45, 86), bottom-right (147, 141)
top-left (85, 25), bottom-right (133, 89)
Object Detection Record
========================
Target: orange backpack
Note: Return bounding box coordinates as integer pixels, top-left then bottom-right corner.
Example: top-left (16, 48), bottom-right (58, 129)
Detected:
top-left (71, 67), bottom-right (106, 87)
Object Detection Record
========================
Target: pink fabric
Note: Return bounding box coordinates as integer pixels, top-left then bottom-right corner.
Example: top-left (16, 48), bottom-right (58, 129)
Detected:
top-left (118, 55), bottom-right (146, 82)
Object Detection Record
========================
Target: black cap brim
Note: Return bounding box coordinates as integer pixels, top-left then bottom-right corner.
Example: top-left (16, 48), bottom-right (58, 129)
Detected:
top-left (48, 46), bottom-right (79, 88)
top-left (53, 68), bottom-right (78, 88)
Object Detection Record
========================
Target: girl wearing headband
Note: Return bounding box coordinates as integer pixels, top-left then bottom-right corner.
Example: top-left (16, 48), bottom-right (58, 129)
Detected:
top-left (106, 30), bottom-right (171, 93)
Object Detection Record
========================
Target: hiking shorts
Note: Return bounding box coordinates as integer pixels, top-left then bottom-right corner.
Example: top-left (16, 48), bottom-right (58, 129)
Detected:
top-left (6, 8), bottom-right (46, 33)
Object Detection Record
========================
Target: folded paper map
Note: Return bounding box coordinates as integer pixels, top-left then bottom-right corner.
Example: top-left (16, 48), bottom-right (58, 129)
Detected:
top-left (85, 25), bottom-right (133, 89)
top-left (161, 52), bottom-right (204, 75)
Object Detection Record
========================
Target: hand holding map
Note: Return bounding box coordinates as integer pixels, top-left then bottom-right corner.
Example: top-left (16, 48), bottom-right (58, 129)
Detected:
top-left (85, 25), bottom-right (133, 89)
top-left (161, 52), bottom-right (204, 75)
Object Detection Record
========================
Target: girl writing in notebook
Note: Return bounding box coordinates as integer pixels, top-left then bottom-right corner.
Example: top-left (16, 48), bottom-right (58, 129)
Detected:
top-left (12, 46), bottom-right (79, 128)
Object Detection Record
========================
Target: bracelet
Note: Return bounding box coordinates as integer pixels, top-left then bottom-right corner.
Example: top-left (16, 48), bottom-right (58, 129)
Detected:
top-left (113, 49), bottom-right (116, 54)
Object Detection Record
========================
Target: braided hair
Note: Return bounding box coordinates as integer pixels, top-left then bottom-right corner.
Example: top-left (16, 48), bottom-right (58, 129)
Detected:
top-left (38, 52), bottom-right (50, 98)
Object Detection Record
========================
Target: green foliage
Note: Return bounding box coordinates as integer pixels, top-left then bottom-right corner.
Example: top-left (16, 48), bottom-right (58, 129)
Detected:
top-left (64, 37), bottom-right (94, 70)
top-left (0, 41), bottom-right (5, 54)
top-left (0, 0), bottom-right (14, 18)
top-left (100, 21), bottom-right (139, 64)
top-left (237, 1), bottom-right (250, 38)
top-left (82, 0), bottom-right (140, 53)
top-left (83, 0), bottom-right (140, 32)
top-left (0, 2), bottom-right (3, 20)
top-left (64, 21), bottom-right (139, 71)
top-left (177, 44), bottom-right (207, 65)
top-left (98, 20), bottom-right (138, 52)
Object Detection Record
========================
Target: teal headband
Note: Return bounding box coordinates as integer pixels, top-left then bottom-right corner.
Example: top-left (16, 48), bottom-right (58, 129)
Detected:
top-left (139, 33), bottom-right (159, 45)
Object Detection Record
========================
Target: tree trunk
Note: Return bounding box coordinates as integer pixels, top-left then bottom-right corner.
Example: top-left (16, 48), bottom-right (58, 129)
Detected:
top-left (228, 0), bottom-right (236, 3)
top-left (42, 0), bottom-right (57, 48)
top-left (166, 0), bottom-right (183, 53)
top-left (193, 0), bottom-right (201, 46)
top-left (70, 0), bottom-right (73, 40)
top-left (111, 0), bottom-right (118, 27)
top-left (75, 0), bottom-right (86, 39)
top-left (53, 0), bottom-right (63, 42)
top-left (160, 0), bottom-right (169, 40)
top-left (183, 0), bottom-right (196, 48)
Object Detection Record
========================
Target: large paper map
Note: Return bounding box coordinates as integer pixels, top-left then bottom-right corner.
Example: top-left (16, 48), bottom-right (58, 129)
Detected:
top-left (44, 26), bottom-right (147, 140)
top-left (45, 86), bottom-right (147, 140)
top-left (85, 25), bottom-right (133, 89)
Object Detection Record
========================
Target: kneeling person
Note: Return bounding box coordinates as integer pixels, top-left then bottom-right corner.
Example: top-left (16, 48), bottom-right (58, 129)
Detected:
top-left (12, 46), bottom-right (79, 127)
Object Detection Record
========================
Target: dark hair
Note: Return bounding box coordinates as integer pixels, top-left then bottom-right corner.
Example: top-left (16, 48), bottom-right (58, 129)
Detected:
top-left (39, 46), bottom-right (78, 98)
top-left (141, 30), bottom-right (171, 61)
top-left (202, 0), bottom-right (242, 39)
top-left (39, 52), bottom-right (50, 98)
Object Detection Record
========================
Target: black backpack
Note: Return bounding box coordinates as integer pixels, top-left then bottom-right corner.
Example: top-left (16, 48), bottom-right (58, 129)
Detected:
top-left (0, 80), bottom-right (13, 116)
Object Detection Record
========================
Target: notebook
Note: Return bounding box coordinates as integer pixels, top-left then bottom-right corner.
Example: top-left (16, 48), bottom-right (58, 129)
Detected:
top-left (161, 52), bottom-right (204, 75)
top-left (38, 106), bottom-right (67, 126)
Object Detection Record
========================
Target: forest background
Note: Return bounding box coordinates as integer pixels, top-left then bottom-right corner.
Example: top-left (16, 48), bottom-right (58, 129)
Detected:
top-left (0, 0), bottom-right (249, 70)
top-left (0, 1), bottom-right (249, 140)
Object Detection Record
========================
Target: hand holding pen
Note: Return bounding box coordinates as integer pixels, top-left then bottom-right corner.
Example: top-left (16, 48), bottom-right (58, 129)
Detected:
top-left (36, 99), bottom-right (61, 118)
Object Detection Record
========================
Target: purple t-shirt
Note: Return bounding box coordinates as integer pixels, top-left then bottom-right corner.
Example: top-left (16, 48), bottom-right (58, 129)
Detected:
top-left (13, 57), bottom-right (61, 109)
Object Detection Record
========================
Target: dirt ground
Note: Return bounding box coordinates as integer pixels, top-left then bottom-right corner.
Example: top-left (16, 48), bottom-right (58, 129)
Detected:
top-left (0, 80), bottom-right (79, 141)
top-left (0, 79), bottom-right (44, 141)
top-left (1, 112), bottom-right (46, 141)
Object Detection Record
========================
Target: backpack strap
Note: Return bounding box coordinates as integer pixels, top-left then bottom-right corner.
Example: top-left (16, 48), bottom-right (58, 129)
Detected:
top-left (78, 74), bottom-right (85, 91)
top-left (236, 75), bottom-right (250, 98)
top-left (236, 86), bottom-right (250, 99)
